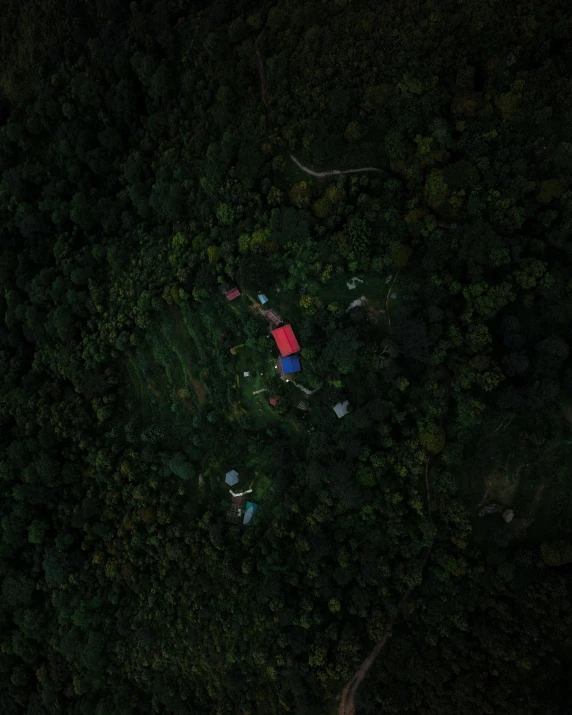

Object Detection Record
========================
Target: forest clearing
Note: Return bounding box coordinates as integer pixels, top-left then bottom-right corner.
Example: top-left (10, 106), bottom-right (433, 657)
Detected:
top-left (1, 0), bottom-right (572, 713)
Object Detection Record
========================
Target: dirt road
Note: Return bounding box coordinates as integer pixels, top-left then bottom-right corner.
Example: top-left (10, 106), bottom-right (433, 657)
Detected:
top-left (338, 542), bottom-right (433, 715)
top-left (289, 153), bottom-right (383, 178)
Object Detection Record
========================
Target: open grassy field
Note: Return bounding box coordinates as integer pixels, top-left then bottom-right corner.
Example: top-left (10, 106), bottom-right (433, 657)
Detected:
top-left (460, 401), bottom-right (572, 545)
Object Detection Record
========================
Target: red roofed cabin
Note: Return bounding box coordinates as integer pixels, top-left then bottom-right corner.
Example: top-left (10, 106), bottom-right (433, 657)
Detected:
top-left (272, 324), bottom-right (300, 356)
top-left (226, 287), bottom-right (241, 301)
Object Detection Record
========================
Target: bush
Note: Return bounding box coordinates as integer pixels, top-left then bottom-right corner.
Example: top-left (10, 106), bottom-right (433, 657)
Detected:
top-left (344, 121), bottom-right (362, 142)
top-left (541, 540), bottom-right (572, 567)
top-left (289, 181), bottom-right (312, 208)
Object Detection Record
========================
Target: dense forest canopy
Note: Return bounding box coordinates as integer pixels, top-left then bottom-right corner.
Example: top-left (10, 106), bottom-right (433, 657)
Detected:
top-left (1, 0), bottom-right (572, 713)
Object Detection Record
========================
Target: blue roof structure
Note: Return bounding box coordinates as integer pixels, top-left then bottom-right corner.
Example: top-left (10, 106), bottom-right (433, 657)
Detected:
top-left (225, 469), bottom-right (239, 486)
top-left (258, 293), bottom-right (269, 304)
top-left (243, 501), bottom-right (259, 525)
top-left (281, 355), bottom-right (301, 374)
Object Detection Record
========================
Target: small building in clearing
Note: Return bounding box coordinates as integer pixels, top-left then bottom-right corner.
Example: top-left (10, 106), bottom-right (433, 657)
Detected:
top-left (225, 469), bottom-right (239, 486)
top-left (243, 501), bottom-right (259, 526)
top-left (268, 396), bottom-right (278, 407)
top-left (258, 293), bottom-right (269, 305)
top-left (226, 288), bottom-right (241, 301)
top-left (280, 355), bottom-right (301, 374)
top-left (272, 324), bottom-right (300, 356)
top-left (333, 401), bottom-right (350, 419)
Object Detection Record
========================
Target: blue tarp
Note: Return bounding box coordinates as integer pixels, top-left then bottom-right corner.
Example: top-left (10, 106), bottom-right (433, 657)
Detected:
top-left (258, 294), bottom-right (268, 304)
top-left (243, 501), bottom-right (259, 525)
top-left (281, 355), bottom-right (301, 374)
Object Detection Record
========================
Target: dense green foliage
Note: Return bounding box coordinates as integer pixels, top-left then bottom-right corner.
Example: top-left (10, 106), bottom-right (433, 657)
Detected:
top-left (1, 0), bottom-right (572, 713)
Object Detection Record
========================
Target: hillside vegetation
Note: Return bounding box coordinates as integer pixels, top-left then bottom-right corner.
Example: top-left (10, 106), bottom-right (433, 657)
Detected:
top-left (1, 1), bottom-right (572, 713)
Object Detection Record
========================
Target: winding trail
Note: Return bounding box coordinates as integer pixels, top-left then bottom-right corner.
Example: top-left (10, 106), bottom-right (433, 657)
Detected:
top-left (338, 367), bottom-right (451, 715)
top-left (255, 41), bottom-right (462, 233)
top-left (253, 40), bottom-right (454, 715)
top-left (289, 153), bottom-right (383, 178)
top-left (338, 542), bottom-right (433, 715)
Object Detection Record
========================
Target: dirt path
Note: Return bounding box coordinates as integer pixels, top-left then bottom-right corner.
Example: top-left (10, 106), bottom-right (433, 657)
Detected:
top-left (289, 153), bottom-right (383, 178)
top-left (254, 37), bottom-right (384, 178)
top-left (338, 377), bottom-right (446, 715)
top-left (338, 543), bottom-right (433, 715)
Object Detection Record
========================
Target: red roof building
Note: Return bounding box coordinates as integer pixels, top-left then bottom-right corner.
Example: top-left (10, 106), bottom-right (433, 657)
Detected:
top-left (271, 325), bottom-right (300, 356)
top-left (269, 396), bottom-right (278, 407)
top-left (226, 288), bottom-right (241, 301)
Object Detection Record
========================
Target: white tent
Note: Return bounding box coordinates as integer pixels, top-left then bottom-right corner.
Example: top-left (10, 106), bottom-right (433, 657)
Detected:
top-left (333, 401), bottom-right (350, 419)
top-left (225, 469), bottom-right (239, 486)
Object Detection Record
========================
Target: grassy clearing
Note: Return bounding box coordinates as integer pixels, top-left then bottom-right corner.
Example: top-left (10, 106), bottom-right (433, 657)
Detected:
top-left (316, 272), bottom-right (388, 307)
top-left (123, 304), bottom-right (214, 436)
top-left (204, 441), bottom-right (277, 503)
top-left (461, 404), bottom-right (572, 544)
top-left (235, 346), bottom-right (280, 423)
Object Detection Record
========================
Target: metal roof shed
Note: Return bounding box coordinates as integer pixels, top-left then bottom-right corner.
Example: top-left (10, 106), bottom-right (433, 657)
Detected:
top-left (333, 401), bottom-right (350, 418)
top-left (272, 324), bottom-right (300, 356)
top-left (258, 293), bottom-right (269, 304)
top-left (225, 469), bottom-right (239, 486)
top-left (280, 355), bottom-right (301, 374)
top-left (226, 288), bottom-right (241, 301)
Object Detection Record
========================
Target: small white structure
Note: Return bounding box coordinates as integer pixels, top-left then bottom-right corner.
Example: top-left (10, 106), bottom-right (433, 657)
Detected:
top-left (346, 295), bottom-right (366, 313)
top-left (346, 276), bottom-right (364, 290)
top-left (503, 509), bottom-right (515, 523)
top-left (258, 293), bottom-right (269, 304)
top-left (229, 489), bottom-right (253, 497)
top-left (225, 469), bottom-right (239, 486)
top-left (333, 401), bottom-right (350, 419)
top-left (243, 371), bottom-right (250, 377)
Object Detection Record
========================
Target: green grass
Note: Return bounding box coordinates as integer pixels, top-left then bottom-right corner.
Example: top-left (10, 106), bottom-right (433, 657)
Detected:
top-left (122, 302), bottom-right (220, 451)
top-left (235, 346), bottom-right (279, 421)
top-left (251, 473), bottom-right (274, 502)
top-left (316, 272), bottom-right (389, 310)
top-left (459, 405), bottom-right (572, 545)
top-left (121, 271), bottom-right (400, 507)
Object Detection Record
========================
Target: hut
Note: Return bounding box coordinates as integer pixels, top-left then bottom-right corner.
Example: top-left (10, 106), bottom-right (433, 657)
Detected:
top-left (226, 288), bottom-right (241, 301)
top-left (258, 293), bottom-right (269, 304)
